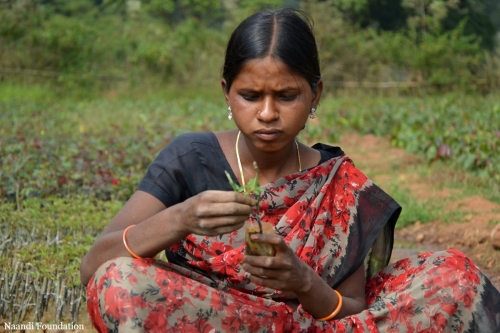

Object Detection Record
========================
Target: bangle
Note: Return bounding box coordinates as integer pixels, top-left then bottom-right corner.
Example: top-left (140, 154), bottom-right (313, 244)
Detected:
top-left (123, 225), bottom-right (143, 259)
top-left (316, 289), bottom-right (343, 321)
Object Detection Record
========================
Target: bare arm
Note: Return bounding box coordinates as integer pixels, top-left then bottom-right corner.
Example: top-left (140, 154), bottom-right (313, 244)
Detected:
top-left (242, 233), bottom-right (366, 319)
top-left (80, 190), bottom-right (256, 286)
top-left (293, 262), bottom-right (366, 319)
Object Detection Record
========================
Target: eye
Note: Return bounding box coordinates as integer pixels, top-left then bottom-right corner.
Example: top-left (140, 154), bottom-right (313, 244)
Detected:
top-left (280, 94), bottom-right (297, 101)
top-left (242, 95), bottom-right (259, 101)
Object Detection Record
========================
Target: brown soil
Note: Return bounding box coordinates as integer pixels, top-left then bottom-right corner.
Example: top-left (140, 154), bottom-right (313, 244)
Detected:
top-left (335, 133), bottom-right (500, 290)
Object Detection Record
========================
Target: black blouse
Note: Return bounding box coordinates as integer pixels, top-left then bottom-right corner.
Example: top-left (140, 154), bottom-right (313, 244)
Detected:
top-left (137, 132), bottom-right (344, 207)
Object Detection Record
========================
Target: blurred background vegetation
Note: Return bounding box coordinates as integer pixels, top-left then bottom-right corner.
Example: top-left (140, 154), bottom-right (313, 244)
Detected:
top-left (1, 0), bottom-right (499, 96)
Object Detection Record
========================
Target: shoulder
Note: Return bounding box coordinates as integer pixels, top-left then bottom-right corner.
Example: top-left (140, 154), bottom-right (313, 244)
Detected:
top-left (138, 132), bottom-right (222, 205)
top-left (158, 132), bottom-right (220, 159)
top-left (311, 142), bottom-right (344, 162)
top-left (168, 132), bottom-right (220, 149)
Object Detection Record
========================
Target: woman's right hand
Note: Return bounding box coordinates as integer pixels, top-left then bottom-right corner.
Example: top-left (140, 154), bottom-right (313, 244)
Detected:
top-left (174, 190), bottom-right (257, 237)
top-left (80, 190), bottom-right (256, 285)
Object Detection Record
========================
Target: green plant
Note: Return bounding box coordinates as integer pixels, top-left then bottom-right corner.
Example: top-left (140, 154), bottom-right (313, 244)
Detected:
top-left (225, 162), bottom-right (264, 233)
top-left (311, 94), bottom-right (500, 187)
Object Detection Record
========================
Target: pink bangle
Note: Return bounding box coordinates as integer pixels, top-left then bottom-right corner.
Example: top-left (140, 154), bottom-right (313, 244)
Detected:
top-left (316, 289), bottom-right (343, 321)
top-left (122, 225), bottom-right (142, 259)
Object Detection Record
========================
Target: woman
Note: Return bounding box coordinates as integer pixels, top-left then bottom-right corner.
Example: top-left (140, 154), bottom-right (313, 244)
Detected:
top-left (80, 9), bottom-right (500, 332)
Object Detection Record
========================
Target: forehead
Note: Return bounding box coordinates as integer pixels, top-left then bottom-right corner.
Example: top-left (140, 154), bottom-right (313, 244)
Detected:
top-left (233, 56), bottom-right (307, 89)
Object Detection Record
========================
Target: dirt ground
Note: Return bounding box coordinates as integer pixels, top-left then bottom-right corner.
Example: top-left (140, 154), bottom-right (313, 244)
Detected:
top-left (335, 133), bottom-right (500, 290)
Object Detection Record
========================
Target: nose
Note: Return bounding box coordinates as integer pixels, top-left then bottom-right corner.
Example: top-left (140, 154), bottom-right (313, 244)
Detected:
top-left (256, 97), bottom-right (278, 122)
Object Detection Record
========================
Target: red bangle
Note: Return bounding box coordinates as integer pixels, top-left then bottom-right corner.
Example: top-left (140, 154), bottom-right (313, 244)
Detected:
top-left (122, 225), bottom-right (143, 259)
top-left (316, 289), bottom-right (343, 321)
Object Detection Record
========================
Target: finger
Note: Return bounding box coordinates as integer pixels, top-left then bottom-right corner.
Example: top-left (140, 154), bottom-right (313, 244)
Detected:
top-left (248, 274), bottom-right (268, 286)
top-left (242, 262), bottom-right (280, 279)
top-left (197, 217), bottom-right (247, 234)
top-left (213, 220), bottom-right (247, 234)
top-left (248, 273), bottom-right (283, 289)
top-left (243, 255), bottom-right (278, 269)
top-left (197, 202), bottom-right (254, 218)
top-left (232, 191), bottom-right (258, 206)
top-left (203, 191), bottom-right (257, 206)
top-left (248, 233), bottom-right (289, 252)
top-left (195, 223), bottom-right (245, 237)
top-left (247, 268), bottom-right (305, 292)
top-left (244, 251), bottom-right (298, 271)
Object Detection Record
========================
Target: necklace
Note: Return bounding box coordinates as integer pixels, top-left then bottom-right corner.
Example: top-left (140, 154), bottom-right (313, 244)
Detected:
top-left (235, 131), bottom-right (302, 186)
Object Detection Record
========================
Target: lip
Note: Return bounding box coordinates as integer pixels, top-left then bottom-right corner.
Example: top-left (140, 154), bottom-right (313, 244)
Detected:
top-left (254, 129), bottom-right (283, 141)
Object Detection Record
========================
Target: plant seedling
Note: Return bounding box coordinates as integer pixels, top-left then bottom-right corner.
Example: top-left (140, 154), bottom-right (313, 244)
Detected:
top-left (225, 161), bottom-right (263, 233)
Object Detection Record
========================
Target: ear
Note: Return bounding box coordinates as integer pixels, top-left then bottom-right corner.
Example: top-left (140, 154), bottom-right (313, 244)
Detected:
top-left (221, 79), bottom-right (230, 105)
top-left (311, 79), bottom-right (323, 108)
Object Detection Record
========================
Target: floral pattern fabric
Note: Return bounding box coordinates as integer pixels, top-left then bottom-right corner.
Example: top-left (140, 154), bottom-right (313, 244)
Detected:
top-left (86, 156), bottom-right (500, 332)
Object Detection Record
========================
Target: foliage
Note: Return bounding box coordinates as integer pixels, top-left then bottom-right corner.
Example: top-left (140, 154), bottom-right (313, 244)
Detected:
top-left (310, 1), bottom-right (487, 89)
top-left (226, 162), bottom-right (264, 233)
top-left (0, 0), bottom-right (498, 94)
top-left (323, 0), bottom-right (498, 49)
top-left (0, 97), bottom-right (231, 203)
top-left (0, 197), bottom-right (121, 282)
top-left (2, 92), bottom-right (498, 206)
top-left (225, 163), bottom-right (264, 197)
top-left (315, 94), bottom-right (500, 184)
top-left (0, 1), bottom-right (228, 91)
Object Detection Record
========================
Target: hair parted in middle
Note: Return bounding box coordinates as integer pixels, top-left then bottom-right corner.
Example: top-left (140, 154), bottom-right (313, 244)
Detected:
top-left (222, 9), bottom-right (321, 93)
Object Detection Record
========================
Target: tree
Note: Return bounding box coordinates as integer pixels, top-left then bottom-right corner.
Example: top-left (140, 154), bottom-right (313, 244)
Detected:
top-left (318, 0), bottom-right (497, 49)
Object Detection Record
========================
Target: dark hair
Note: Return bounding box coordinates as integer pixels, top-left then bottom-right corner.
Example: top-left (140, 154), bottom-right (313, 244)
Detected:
top-left (222, 9), bottom-right (321, 92)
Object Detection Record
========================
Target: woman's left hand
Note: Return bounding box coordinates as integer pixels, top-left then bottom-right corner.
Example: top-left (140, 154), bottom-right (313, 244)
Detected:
top-left (242, 233), bottom-right (367, 319)
top-left (241, 233), bottom-right (313, 293)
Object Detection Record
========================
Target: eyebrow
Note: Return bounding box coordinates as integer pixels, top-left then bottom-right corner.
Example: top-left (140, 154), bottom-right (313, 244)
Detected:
top-left (237, 87), bottom-right (300, 93)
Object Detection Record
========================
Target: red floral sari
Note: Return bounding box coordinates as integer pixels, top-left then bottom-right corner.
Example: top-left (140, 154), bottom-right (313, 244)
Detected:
top-left (86, 156), bottom-right (500, 332)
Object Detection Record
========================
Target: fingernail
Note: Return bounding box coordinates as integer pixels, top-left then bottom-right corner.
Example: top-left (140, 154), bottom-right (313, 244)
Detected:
top-left (251, 234), bottom-right (258, 240)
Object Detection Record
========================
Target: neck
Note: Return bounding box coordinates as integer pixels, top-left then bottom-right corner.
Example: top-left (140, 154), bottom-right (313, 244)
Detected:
top-left (237, 132), bottom-right (299, 185)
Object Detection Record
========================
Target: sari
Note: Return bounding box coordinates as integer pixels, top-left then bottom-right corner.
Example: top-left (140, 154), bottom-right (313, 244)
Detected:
top-left (86, 156), bottom-right (500, 332)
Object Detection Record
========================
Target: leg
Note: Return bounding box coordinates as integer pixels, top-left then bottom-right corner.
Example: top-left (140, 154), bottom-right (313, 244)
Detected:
top-left (86, 257), bottom-right (293, 333)
top-left (361, 250), bottom-right (500, 332)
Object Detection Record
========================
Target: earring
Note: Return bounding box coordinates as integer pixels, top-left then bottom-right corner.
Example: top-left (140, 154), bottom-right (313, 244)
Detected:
top-left (309, 107), bottom-right (316, 119)
top-left (227, 106), bottom-right (233, 120)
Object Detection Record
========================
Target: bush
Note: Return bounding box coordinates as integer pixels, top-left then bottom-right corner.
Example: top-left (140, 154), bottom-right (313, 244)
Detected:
top-left (0, 1), bottom-right (497, 94)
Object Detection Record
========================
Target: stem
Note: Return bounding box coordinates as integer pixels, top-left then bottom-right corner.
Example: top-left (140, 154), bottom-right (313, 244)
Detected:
top-left (252, 162), bottom-right (263, 234)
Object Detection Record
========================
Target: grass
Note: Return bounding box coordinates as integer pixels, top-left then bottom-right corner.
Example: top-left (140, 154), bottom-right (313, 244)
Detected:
top-left (0, 197), bottom-right (121, 280)
top-left (385, 183), bottom-right (440, 228)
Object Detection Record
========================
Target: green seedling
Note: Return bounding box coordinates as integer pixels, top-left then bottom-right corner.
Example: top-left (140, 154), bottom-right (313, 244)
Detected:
top-left (225, 161), bottom-right (263, 233)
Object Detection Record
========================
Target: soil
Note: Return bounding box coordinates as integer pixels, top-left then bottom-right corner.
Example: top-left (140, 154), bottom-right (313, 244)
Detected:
top-left (335, 133), bottom-right (500, 290)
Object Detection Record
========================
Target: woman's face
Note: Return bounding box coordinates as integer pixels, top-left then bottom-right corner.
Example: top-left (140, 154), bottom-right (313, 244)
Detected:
top-left (222, 56), bottom-right (322, 153)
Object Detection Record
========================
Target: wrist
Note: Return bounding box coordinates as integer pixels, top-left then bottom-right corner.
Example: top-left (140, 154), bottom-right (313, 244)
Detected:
top-left (294, 264), bottom-right (315, 295)
top-left (167, 203), bottom-right (191, 239)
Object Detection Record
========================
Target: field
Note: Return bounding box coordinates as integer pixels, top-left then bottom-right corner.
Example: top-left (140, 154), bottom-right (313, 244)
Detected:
top-left (1, 85), bottom-right (499, 328)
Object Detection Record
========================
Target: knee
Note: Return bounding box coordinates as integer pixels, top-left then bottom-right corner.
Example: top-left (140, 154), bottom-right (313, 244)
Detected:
top-left (87, 257), bottom-right (156, 294)
top-left (441, 249), bottom-right (479, 272)
top-left (86, 257), bottom-right (156, 332)
top-left (427, 250), bottom-right (481, 287)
